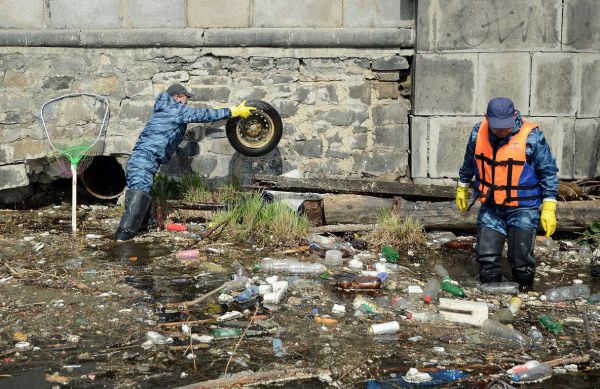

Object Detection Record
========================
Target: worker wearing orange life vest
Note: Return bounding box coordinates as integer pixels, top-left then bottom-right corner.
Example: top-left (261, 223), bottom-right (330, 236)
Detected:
top-left (456, 98), bottom-right (559, 291)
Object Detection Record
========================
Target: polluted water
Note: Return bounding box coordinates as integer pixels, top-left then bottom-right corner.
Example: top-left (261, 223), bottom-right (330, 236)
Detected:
top-left (0, 206), bottom-right (598, 388)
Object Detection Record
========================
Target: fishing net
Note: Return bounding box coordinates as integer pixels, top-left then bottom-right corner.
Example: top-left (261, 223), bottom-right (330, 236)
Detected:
top-left (40, 93), bottom-right (110, 233)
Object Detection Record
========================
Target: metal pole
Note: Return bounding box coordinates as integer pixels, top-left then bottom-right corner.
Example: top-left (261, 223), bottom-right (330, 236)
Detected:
top-left (72, 164), bottom-right (77, 234)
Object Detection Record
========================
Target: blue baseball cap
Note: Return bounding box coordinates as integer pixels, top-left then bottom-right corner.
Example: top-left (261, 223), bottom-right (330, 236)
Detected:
top-left (486, 97), bottom-right (515, 129)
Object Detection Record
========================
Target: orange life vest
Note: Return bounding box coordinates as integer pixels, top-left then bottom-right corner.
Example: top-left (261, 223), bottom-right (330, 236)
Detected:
top-left (473, 119), bottom-right (542, 207)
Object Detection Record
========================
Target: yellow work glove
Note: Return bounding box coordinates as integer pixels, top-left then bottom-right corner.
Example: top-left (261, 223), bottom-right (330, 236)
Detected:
top-left (540, 200), bottom-right (557, 237)
top-left (230, 100), bottom-right (256, 119)
top-left (456, 184), bottom-right (469, 212)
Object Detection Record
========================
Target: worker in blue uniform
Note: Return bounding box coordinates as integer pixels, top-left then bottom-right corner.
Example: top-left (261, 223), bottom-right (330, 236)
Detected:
top-left (115, 83), bottom-right (255, 241)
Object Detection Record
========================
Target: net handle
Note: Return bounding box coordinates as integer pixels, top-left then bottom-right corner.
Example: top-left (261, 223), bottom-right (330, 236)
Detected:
top-left (40, 92), bottom-right (110, 164)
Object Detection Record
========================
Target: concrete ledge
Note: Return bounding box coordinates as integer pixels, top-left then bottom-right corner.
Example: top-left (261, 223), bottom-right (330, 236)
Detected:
top-left (0, 28), bottom-right (414, 48)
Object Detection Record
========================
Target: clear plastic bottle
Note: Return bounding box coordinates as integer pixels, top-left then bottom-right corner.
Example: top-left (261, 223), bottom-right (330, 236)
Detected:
top-left (324, 250), bottom-right (343, 266)
top-left (478, 282), bottom-right (520, 295)
top-left (511, 362), bottom-right (553, 382)
top-left (434, 264), bottom-right (450, 280)
top-left (256, 258), bottom-right (326, 274)
top-left (544, 284), bottom-right (590, 302)
top-left (480, 319), bottom-right (528, 346)
top-left (306, 233), bottom-right (336, 249)
top-left (272, 338), bottom-right (287, 357)
top-left (423, 278), bottom-right (440, 303)
top-left (529, 326), bottom-right (544, 346)
top-left (410, 311), bottom-right (444, 323)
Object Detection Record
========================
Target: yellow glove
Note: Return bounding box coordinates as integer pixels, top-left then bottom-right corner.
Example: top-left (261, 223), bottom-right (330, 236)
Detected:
top-left (230, 100), bottom-right (256, 119)
top-left (456, 185), bottom-right (469, 212)
top-left (540, 200), bottom-right (557, 237)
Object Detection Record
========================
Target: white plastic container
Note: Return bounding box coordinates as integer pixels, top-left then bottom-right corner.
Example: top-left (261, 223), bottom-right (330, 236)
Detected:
top-left (369, 321), bottom-right (400, 335)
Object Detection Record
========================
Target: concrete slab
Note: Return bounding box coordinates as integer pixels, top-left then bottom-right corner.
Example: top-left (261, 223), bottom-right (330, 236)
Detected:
top-left (0, 0), bottom-right (43, 28)
top-left (253, 0), bottom-right (342, 28)
top-left (188, 0), bottom-right (250, 28)
top-left (428, 116), bottom-right (480, 178)
top-left (531, 53), bottom-right (577, 116)
top-left (563, 0), bottom-right (600, 52)
top-left (48, 0), bottom-right (122, 29)
top-left (577, 54), bottom-right (600, 118)
top-left (410, 116), bottom-right (428, 178)
top-left (417, 0), bottom-right (562, 52)
top-left (573, 119), bottom-right (600, 178)
top-left (477, 53), bottom-right (531, 115)
top-left (0, 163), bottom-right (29, 190)
top-left (413, 54), bottom-right (477, 115)
top-left (527, 116), bottom-right (575, 179)
top-left (128, 0), bottom-right (185, 28)
top-left (343, 0), bottom-right (414, 28)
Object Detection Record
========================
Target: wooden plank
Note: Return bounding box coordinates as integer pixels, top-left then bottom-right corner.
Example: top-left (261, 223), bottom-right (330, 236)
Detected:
top-left (166, 201), bottom-right (227, 211)
top-left (323, 194), bottom-right (394, 224)
top-left (251, 174), bottom-right (455, 199)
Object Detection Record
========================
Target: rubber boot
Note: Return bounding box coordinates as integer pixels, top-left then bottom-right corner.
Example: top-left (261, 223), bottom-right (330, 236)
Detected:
top-left (507, 227), bottom-right (537, 292)
top-left (476, 227), bottom-right (506, 283)
top-left (115, 189), bottom-right (152, 241)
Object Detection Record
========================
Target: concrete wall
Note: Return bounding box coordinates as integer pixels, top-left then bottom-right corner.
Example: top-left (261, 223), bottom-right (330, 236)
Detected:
top-left (0, 0), bottom-right (415, 203)
top-left (413, 0), bottom-right (600, 183)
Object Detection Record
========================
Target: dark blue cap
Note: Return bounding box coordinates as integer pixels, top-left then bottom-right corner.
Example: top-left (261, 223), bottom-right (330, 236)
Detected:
top-left (486, 97), bottom-right (515, 129)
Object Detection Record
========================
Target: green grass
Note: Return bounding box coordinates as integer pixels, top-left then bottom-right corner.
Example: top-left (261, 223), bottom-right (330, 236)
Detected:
top-left (366, 209), bottom-right (427, 250)
top-left (211, 192), bottom-right (310, 246)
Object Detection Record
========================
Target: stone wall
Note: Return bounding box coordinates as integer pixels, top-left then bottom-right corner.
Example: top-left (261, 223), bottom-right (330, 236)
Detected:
top-left (412, 0), bottom-right (600, 184)
top-left (0, 0), bottom-right (415, 203)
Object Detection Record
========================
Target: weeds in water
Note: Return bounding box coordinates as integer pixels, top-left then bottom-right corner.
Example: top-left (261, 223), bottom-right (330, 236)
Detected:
top-left (366, 209), bottom-right (426, 250)
top-left (211, 192), bottom-right (309, 246)
top-left (151, 173), bottom-right (245, 204)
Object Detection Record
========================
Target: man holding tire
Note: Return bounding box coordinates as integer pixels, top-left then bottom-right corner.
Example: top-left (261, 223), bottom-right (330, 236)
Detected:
top-left (115, 83), bottom-right (255, 241)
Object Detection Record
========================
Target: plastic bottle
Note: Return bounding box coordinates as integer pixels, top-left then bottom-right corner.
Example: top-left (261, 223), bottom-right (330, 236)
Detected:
top-left (410, 311), bottom-right (444, 323)
top-left (478, 282), bottom-right (520, 295)
top-left (588, 292), bottom-right (600, 304)
top-left (423, 278), bottom-right (440, 303)
top-left (211, 328), bottom-right (242, 338)
top-left (324, 250), bottom-right (343, 266)
top-left (369, 321), bottom-right (400, 335)
top-left (307, 233), bottom-right (336, 249)
top-left (433, 264), bottom-right (465, 297)
top-left (480, 319), bottom-right (528, 346)
top-left (381, 246), bottom-right (400, 263)
top-left (508, 297), bottom-right (522, 315)
top-left (336, 275), bottom-right (382, 290)
top-left (256, 258), bottom-right (326, 274)
top-left (507, 360), bottom-right (540, 375)
top-left (146, 331), bottom-right (168, 344)
top-left (529, 326), bottom-right (544, 346)
top-left (511, 362), bottom-right (552, 382)
top-left (538, 315), bottom-right (563, 334)
top-left (63, 257), bottom-right (84, 269)
top-left (235, 285), bottom-right (259, 303)
top-left (176, 249), bottom-right (200, 259)
top-left (272, 338), bottom-right (287, 357)
top-left (544, 284), bottom-right (590, 302)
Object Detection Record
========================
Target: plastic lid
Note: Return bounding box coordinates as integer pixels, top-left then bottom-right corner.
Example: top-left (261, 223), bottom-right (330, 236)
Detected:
top-left (253, 263), bottom-right (260, 270)
top-left (424, 294), bottom-right (431, 303)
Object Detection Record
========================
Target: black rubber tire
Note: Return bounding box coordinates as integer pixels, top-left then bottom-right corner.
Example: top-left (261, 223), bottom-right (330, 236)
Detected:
top-left (225, 100), bottom-right (283, 157)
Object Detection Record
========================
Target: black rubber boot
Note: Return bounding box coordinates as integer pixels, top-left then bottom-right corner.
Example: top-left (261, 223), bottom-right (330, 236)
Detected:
top-left (115, 189), bottom-right (152, 241)
top-left (507, 227), bottom-right (537, 291)
top-left (476, 227), bottom-right (506, 283)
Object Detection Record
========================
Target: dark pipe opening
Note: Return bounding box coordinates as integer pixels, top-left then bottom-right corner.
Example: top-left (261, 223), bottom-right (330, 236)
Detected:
top-left (82, 156), bottom-right (127, 200)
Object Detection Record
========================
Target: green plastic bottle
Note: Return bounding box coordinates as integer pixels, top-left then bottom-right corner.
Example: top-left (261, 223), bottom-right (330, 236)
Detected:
top-left (440, 279), bottom-right (465, 297)
top-left (538, 315), bottom-right (563, 334)
top-left (382, 246), bottom-right (400, 263)
top-left (211, 328), bottom-right (242, 338)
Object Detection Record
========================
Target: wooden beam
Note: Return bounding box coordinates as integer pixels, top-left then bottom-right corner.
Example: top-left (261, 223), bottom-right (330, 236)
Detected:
top-left (251, 174), bottom-right (455, 199)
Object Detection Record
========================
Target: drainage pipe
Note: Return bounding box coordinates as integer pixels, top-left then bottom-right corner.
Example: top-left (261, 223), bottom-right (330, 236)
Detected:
top-left (81, 156), bottom-right (127, 200)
